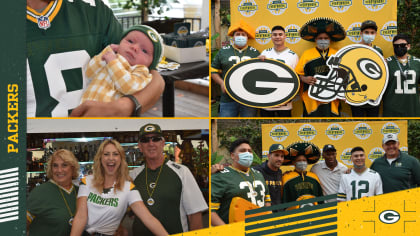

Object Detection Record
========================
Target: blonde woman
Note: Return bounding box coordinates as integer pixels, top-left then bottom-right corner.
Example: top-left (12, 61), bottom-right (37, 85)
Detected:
top-left (70, 139), bottom-right (168, 236)
top-left (27, 149), bottom-right (80, 236)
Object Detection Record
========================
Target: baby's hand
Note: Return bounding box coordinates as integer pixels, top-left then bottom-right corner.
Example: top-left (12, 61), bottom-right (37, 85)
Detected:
top-left (110, 44), bottom-right (119, 53)
top-left (102, 50), bottom-right (117, 64)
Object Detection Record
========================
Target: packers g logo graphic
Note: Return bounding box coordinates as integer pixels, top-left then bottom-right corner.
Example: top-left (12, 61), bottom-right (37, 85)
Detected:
top-left (297, 124), bottom-right (317, 141)
top-left (145, 125), bottom-right (156, 132)
top-left (329, 0), bottom-right (352, 13)
top-left (270, 125), bottom-right (289, 142)
top-left (285, 24), bottom-right (301, 44)
top-left (147, 30), bottom-right (159, 42)
top-left (308, 44), bottom-right (388, 107)
top-left (238, 0), bottom-right (258, 17)
top-left (368, 147), bottom-right (384, 162)
top-left (267, 0), bottom-right (288, 16)
top-left (363, 0), bottom-right (387, 12)
top-left (255, 26), bottom-right (272, 45)
top-left (346, 22), bottom-right (362, 43)
top-left (381, 122), bottom-right (400, 135)
top-left (297, 0), bottom-right (319, 14)
top-left (353, 122), bottom-right (373, 140)
top-left (340, 148), bottom-right (353, 165)
top-left (379, 210), bottom-right (400, 224)
top-left (176, 26), bottom-right (189, 37)
top-left (224, 58), bottom-right (300, 108)
top-left (380, 21), bottom-right (398, 42)
top-left (325, 123), bottom-right (345, 140)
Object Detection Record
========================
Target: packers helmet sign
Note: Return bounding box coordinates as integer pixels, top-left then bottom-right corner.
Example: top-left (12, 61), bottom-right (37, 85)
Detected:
top-left (224, 58), bottom-right (300, 108)
top-left (309, 44), bottom-right (388, 106)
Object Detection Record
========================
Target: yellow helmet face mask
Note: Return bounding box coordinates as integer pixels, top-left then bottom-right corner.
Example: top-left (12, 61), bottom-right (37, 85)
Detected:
top-left (309, 44), bottom-right (388, 106)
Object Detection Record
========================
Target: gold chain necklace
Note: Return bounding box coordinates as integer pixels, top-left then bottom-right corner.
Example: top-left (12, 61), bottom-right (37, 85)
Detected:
top-left (58, 186), bottom-right (75, 226)
top-left (233, 167), bottom-right (258, 197)
top-left (145, 161), bottom-right (164, 206)
top-left (233, 46), bottom-right (248, 58)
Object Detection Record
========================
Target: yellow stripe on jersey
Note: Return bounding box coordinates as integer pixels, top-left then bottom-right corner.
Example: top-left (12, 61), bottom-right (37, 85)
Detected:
top-left (210, 67), bottom-right (221, 73)
top-left (27, 211), bottom-right (35, 223)
top-left (130, 182), bottom-right (136, 190)
top-left (26, 0), bottom-right (63, 24)
top-left (265, 194), bottom-right (271, 202)
top-left (81, 177), bottom-right (87, 185)
top-left (211, 202), bottom-right (221, 211)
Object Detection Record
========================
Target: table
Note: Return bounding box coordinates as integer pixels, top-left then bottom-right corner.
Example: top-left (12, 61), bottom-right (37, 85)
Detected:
top-left (160, 59), bottom-right (209, 117)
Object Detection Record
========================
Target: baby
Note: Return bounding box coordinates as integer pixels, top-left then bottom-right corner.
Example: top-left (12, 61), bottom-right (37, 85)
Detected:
top-left (81, 25), bottom-right (163, 102)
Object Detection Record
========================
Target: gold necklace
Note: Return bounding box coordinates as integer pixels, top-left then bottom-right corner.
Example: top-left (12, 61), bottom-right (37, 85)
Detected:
top-left (145, 161), bottom-right (164, 206)
top-left (233, 46), bottom-right (248, 58)
top-left (233, 167), bottom-right (258, 197)
top-left (58, 185), bottom-right (75, 226)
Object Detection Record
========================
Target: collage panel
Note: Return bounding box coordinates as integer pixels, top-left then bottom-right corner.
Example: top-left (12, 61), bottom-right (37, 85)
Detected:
top-left (26, 118), bottom-right (209, 235)
top-left (210, 118), bottom-right (420, 234)
top-left (26, 0), bottom-right (210, 118)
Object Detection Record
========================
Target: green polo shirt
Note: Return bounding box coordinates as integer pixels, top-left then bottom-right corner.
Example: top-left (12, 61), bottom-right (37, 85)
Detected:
top-left (370, 151), bottom-right (420, 193)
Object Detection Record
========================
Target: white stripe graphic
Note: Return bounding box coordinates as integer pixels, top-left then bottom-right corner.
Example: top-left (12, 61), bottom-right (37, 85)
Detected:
top-left (0, 168), bottom-right (19, 223)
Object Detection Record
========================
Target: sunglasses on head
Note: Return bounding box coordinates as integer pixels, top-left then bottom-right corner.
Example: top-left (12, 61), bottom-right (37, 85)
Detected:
top-left (393, 43), bottom-right (408, 48)
top-left (139, 136), bottom-right (162, 143)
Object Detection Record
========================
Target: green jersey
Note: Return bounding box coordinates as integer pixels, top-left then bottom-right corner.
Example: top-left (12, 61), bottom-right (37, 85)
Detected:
top-left (282, 171), bottom-right (323, 204)
top-left (383, 55), bottom-right (420, 117)
top-left (211, 45), bottom-right (260, 102)
top-left (27, 181), bottom-right (77, 236)
top-left (211, 166), bottom-right (270, 223)
top-left (27, 0), bottom-right (122, 117)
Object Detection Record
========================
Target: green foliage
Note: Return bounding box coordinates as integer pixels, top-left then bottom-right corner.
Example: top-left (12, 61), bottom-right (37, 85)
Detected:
top-left (119, 0), bottom-right (177, 16)
top-left (220, 7), bottom-right (231, 27)
top-left (408, 120), bottom-right (420, 160)
top-left (397, 0), bottom-right (420, 57)
top-left (211, 151), bottom-right (225, 164)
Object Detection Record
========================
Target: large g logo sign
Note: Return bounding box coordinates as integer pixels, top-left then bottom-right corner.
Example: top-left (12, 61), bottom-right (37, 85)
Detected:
top-left (379, 210), bottom-right (400, 224)
top-left (224, 58), bottom-right (300, 108)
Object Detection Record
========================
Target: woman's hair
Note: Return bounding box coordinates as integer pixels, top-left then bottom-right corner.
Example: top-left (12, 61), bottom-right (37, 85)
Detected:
top-left (46, 149), bottom-right (80, 180)
top-left (92, 139), bottom-right (130, 193)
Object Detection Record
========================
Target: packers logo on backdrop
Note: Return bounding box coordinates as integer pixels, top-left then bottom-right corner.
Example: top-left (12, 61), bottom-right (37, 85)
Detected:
top-left (255, 26), bottom-right (272, 45)
top-left (297, 0), bottom-right (319, 14)
top-left (297, 124), bottom-right (317, 141)
top-left (363, 0), bottom-right (387, 12)
top-left (346, 22), bottom-right (362, 43)
top-left (379, 210), bottom-right (400, 224)
top-left (381, 122), bottom-right (400, 135)
top-left (368, 147), bottom-right (384, 162)
top-left (224, 58), bottom-right (300, 108)
top-left (353, 123), bottom-right (373, 140)
top-left (270, 125), bottom-right (289, 142)
top-left (325, 123), bottom-right (345, 141)
top-left (267, 0), bottom-right (288, 16)
top-left (329, 0), bottom-right (352, 13)
top-left (380, 21), bottom-right (398, 42)
top-left (308, 45), bottom-right (388, 107)
top-left (285, 24), bottom-right (301, 44)
top-left (400, 146), bottom-right (408, 154)
top-left (238, 0), bottom-right (258, 17)
top-left (340, 148), bottom-right (353, 165)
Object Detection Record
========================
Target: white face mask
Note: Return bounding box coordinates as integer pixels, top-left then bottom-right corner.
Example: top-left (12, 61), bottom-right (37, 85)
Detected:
top-left (234, 35), bottom-right (248, 47)
top-left (362, 34), bottom-right (375, 44)
top-left (316, 39), bottom-right (330, 50)
top-left (295, 161), bottom-right (308, 171)
top-left (237, 152), bottom-right (253, 167)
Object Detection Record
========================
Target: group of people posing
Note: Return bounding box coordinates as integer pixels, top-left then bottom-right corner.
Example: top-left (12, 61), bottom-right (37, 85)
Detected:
top-left (27, 124), bottom-right (208, 236)
top-left (211, 133), bottom-right (420, 225)
top-left (211, 18), bottom-right (420, 117)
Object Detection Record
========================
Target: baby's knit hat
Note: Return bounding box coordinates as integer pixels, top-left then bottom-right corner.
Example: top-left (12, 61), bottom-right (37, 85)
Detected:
top-left (122, 25), bottom-right (164, 70)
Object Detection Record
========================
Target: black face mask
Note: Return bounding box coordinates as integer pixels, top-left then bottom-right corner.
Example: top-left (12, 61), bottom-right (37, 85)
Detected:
top-left (394, 46), bottom-right (408, 57)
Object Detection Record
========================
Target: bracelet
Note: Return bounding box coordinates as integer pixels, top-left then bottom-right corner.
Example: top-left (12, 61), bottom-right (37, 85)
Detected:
top-left (122, 95), bottom-right (142, 117)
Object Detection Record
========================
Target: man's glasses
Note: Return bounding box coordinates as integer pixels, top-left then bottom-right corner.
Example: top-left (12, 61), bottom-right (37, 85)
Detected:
top-left (393, 43), bottom-right (408, 48)
top-left (139, 136), bottom-right (162, 143)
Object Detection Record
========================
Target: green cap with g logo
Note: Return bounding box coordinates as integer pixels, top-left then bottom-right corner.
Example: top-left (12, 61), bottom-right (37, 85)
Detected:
top-left (139, 123), bottom-right (163, 139)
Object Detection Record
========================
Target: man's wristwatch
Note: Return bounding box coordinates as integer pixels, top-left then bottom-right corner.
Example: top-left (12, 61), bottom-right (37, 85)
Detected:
top-left (122, 95), bottom-right (142, 117)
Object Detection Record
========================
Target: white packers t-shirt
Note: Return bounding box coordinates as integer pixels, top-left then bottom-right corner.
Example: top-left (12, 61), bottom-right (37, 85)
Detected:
top-left (337, 168), bottom-right (383, 201)
top-left (78, 175), bottom-right (142, 235)
top-left (260, 47), bottom-right (299, 111)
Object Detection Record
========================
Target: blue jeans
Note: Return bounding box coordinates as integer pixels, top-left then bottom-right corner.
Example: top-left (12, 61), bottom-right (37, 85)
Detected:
top-left (219, 101), bottom-right (257, 117)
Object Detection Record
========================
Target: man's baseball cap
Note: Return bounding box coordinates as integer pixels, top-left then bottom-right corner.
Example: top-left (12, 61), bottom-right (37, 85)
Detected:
top-left (269, 144), bottom-right (289, 155)
top-left (139, 123), bottom-right (163, 139)
top-left (323, 144), bottom-right (336, 152)
top-left (361, 20), bottom-right (378, 32)
top-left (383, 133), bottom-right (398, 144)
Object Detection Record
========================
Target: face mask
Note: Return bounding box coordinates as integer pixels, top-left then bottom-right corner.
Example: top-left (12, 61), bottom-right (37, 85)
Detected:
top-left (238, 152), bottom-right (253, 167)
top-left (295, 161), bottom-right (308, 171)
top-left (316, 39), bottom-right (330, 50)
top-left (234, 36), bottom-right (248, 47)
top-left (394, 46), bottom-right (408, 57)
top-left (362, 34), bottom-right (375, 44)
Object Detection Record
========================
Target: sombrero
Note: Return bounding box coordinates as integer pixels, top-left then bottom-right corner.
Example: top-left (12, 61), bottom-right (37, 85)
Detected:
top-left (228, 19), bottom-right (255, 39)
top-left (284, 141), bottom-right (321, 165)
top-left (299, 17), bottom-right (346, 42)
